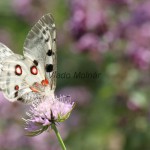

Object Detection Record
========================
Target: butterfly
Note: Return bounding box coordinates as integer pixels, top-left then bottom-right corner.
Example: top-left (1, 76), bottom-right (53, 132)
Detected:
top-left (0, 14), bottom-right (57, 103)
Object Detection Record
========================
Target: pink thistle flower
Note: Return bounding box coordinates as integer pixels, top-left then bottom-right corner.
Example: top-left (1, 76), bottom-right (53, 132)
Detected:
top-left (23, 96), bottom-right (75, 136)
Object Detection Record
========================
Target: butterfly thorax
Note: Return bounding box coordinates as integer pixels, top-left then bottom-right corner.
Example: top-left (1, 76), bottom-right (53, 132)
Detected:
top-left (30, 81), bottom-right (54, 97)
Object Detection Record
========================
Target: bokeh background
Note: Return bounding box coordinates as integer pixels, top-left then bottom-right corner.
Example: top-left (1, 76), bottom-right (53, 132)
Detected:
top-left (0, 0), bottom-right (150, 150)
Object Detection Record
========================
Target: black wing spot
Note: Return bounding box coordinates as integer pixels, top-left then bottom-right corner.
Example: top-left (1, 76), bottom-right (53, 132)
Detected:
top-left (43, 30), bottom-right (46, 34)
top-left (45, 64), bottom-right (53, 72)
top-left (53, 38), bottom-right (56, 41)
top-left (15, 91), bottom-right (18, 97)
top-left (47, 49), bottom-right (53, 56)
top-left (33, 60), bottom-right (38, 66)
top-left (17, 97), bottom-right (24, 102)
top-left (45, 37), bottom-right (49, 43)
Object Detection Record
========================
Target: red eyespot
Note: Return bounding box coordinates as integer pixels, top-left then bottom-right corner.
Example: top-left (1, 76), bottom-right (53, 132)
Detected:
top-left (15, 65), bottom-right (22, 76)
top-left (30, 66), bottom-right (38, 75)
top-left (41, 79), bottom-right (49, 86)
top-left (14, 85), bottom-right (19, 90)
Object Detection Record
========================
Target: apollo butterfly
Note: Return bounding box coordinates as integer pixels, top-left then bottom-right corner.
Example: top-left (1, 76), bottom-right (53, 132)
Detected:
top-left (0, 14), bottom-right (57, 103)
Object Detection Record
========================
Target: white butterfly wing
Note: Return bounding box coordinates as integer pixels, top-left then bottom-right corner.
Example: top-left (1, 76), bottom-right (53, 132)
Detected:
top-left (0, 14), bottom-right (57, 103)
top-left (0, 43), bottom-right (14, 75)
top-left (0, 44), bottom-right (31, 101)
top-left (0, 51), bottom-right (44, 102)
top-left (23, 13), bottom-right (57, 91)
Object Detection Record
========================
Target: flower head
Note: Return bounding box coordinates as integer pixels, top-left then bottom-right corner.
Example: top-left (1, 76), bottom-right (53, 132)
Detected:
top-left (23, 95), bottom-right (75, 136)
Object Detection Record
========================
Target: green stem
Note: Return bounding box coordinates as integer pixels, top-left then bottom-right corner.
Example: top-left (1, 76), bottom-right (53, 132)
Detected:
top-left (51, 123), bottom-right (67, 150)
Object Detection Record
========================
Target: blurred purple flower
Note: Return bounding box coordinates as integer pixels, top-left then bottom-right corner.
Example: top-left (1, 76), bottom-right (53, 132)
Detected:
top-left (131, 1), bottom-right (150, 26)
top-left (24, 96), bottom-right (74, 136)
top-left (66, 111), bottom-right (81, 130)
top-left (30, 132), bottom-right (60, 150)
top-left (106, 0), bottom-right (132, 5)
top-left (76, 33), bottom-right (100, 52)
top-left (69, 0), bottom-right (108, 39)
top-left (0, 121), bottom-right (60, 150)
top-left (127, 44), bottom-right (150, 70)
top-left (58, 86), bottom-right (91, 107)
top-left (122, 21), bottom-right (150, 48)
top-left (0, 124), bottom-right (29, 150)
top-left (69, 9), bottom-right (86, 39)
top-left (12, 0), bottom-right (32, 16)
top-left (75, 33), bottom-right (109, 53)
top-left (0, 92), bottom-right (26, 120)
top-left (118, 1), bottom-right (150, 42)
top-left (12, 0), bottom-right (47, 24)
top-left (85, 1), bottom-right (107, 34)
